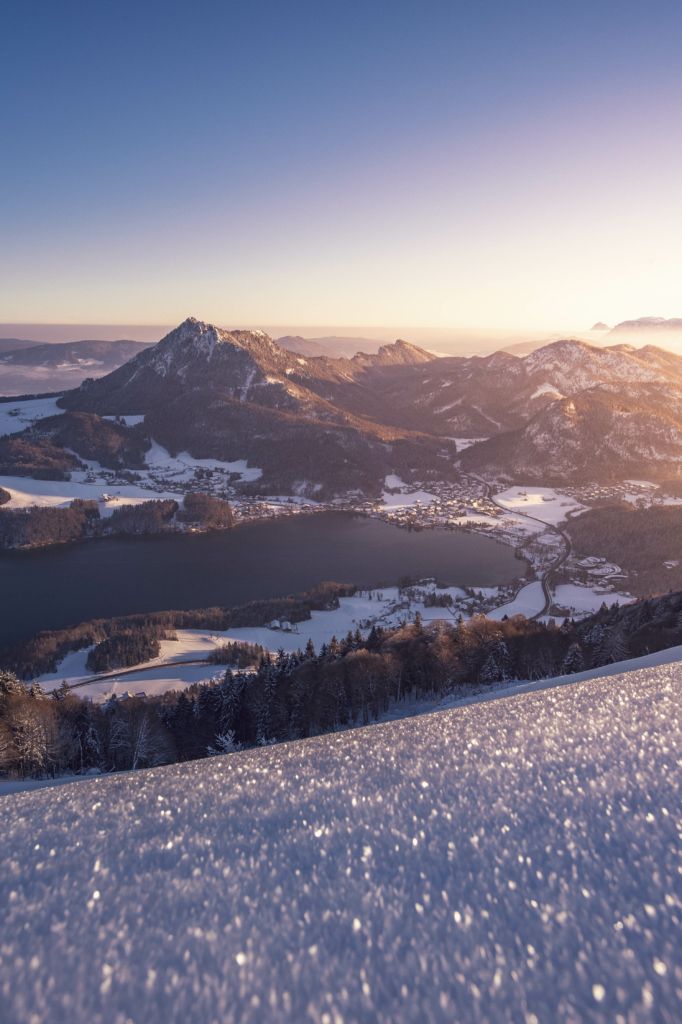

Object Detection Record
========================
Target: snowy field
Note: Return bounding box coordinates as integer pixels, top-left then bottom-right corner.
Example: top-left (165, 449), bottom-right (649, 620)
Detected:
top-left (37, 582), bottom-right (639, 700)
top-left (0, 473), bottom-right (182, 514)
top-left (494, 486), bottom-right (587, 524)
top-left (0, 396), bottom-right (64, 436)
top-left (552, 582), bottom-right (631, 615)
top-left (2, 659), bottom-right (682, 1023)
top-left (0, 435), bottom-right (262, 513)
top-left (486, 580), bottom-right (545, 619)
top-left (38, 591), bottom-right (470, 698)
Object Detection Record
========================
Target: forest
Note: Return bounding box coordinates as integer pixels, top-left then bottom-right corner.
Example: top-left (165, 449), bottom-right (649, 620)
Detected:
top-left (0, 498), bottom-right (179, 549)
top-left (3, 584), bottom-right (682, 779)
top-left (0, 582), bottom-right (352, 679)
top-left (0, 435), bottom-right (84, 479)
top-left (0, 488), bottom-right (237, 550)
top-left (566, 503), bottom-right (682, 596)
top-left (1, 412), bottom-right (150, 476)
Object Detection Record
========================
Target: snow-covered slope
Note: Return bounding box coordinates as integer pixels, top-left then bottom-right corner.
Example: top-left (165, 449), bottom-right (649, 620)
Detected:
top-left (56, 318), bottom-right (450, 498)
top-left (460, 383), bottom-right (682, 482)
top-left (2, 660), bottom-right (681, 1023)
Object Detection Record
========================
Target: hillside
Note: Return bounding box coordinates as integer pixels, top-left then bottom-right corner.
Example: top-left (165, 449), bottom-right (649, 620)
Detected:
top-left (344, 337), bottom-right (682, 437)
top-left (565, 504), bottom-right (682, 596)
top-left (276, 334), bottom-right (387, 358)
top-left (0, 338), bottom-right (43, 355)
top-left (58, 319), bottom-right (453, 497)
top-left (1, 659), bottom-right (680, 1023)
top-left (459, 383), bottom-right (682, 483)
top-left (7, 321), bottom-right (681, 492)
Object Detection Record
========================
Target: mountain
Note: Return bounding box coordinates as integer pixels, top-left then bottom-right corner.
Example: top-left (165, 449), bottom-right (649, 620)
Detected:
top-left (609, 316), bottom-right (682, 334)
top-left (590, 321), bottom-right (610, 330)
top-left (0, 338), bottom-right (43, 354)
top-left (606, 317), bottom-right (682, 349)
top-left (49, 323), bottom-right (682, 490)
top-left (275, 335), bottom-right (339, 358)
top-left (459, 382), bottom-right (682, 483)
top-left (0, 339), bottom-right (154, 397)
top-left (282, 334), bottom-right (388, 358)
top-left (276, 334), bottom-right (390, 358)
top-left (351, 338), bottom-right (682, 438)
top-left (59, 319), bottom-right (452, 498)
top-left (0, 338), bottom-right (152, 369)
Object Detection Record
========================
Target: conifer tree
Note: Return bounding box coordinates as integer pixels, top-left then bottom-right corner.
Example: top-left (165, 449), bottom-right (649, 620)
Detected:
top-left (305, 638), bottom-right (315, 660)
top-left (366, 625), bottom-right (380, 650)
top-left (561, 642), bottom-right (584, 675)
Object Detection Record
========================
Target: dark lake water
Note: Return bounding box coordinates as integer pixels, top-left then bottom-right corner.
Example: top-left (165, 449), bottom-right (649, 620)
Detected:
top-left (0, 513), bottom-right (526, 644)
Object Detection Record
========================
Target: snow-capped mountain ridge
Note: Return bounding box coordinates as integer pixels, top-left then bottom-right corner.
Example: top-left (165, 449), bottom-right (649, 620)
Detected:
top-left (58, 318), bottom-right (451, 498)
top-left (56, 320), bottom-right (682, 489)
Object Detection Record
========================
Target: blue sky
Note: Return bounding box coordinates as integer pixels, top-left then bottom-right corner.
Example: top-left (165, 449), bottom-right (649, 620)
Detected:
top-left (2, 0), bottom-right (682, 330)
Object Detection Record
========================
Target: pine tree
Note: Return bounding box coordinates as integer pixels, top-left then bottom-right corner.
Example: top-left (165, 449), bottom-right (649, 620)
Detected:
top-left (414, 612), bottom-right (423, 632)
top-left (354, 628), bottom-right (363, 647)
top-left (480, 652), bottom-right (499, 684)
top-left (366, 625), bottom-right (380, 650)
top-left (329, 636), bottom-right (340, 656)
top-left (561, 642), bottom-right (584, 675)
top-left (599, 625), bottom-right (630, 665)
top-left (305, 638), bottom-right (315, 660)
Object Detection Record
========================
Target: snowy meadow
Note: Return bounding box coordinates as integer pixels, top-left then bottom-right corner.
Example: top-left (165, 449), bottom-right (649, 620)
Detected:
top-left (1, 660), bottom-right (682, 1023)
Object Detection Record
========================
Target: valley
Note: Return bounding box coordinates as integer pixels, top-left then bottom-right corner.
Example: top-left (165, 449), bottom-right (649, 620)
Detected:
top-left (4, 319), bottom-right (682, 697)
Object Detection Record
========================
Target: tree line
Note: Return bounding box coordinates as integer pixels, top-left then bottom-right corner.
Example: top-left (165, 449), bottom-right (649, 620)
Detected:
top-left (0, 582), bottom-right (352, 679)
top-left (0, 490), bottom-right (237, 550)
top-left (4, 584), bottom-right (682, 780)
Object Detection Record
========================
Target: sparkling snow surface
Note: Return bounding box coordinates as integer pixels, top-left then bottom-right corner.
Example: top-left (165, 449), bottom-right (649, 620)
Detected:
top-left (3, 664), bottom-right (682, 1023)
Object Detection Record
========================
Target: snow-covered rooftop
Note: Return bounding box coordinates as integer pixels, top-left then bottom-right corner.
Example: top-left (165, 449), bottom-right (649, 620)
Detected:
top-left (2, 659), bottom-right (681, 1022)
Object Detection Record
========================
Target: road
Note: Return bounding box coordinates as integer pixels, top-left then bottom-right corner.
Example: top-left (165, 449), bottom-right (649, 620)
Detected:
top-left (479, 480), bottom-right (572, 619)
top-left (64, 658), bottom-right (212, 691)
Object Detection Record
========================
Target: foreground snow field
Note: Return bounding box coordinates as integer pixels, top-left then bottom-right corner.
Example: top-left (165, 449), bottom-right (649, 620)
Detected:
top-left (2, 662), bottom-right (682, 1023)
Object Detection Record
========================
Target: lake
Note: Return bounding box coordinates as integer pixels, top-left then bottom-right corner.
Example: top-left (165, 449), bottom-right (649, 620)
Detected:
top-left (0, 513), bottom-right (527, 644)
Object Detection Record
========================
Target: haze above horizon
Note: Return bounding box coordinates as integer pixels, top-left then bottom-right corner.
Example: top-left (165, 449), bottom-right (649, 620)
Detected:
top-left (2, 1), bottom-right (682, 330)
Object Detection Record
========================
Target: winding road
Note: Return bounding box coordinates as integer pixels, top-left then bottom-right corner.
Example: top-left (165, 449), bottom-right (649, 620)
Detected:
top-left (479, 480), bottom-right (572, 619)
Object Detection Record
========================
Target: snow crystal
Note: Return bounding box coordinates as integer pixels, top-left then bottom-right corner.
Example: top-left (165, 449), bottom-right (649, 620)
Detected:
top-left (2, 661), bottom-right (682, 1022)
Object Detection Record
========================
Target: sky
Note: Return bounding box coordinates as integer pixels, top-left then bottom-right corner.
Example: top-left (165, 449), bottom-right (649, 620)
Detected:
top-left (2, 0), bottom-right (682, 333)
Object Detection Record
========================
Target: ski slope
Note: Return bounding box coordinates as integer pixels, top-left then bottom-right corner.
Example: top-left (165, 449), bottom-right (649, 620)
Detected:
top-left (2, 659), bottom-right (682, 1023)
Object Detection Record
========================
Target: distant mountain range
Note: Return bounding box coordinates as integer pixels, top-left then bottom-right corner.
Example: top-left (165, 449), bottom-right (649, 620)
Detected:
top-left (0, 338), bottom-right (44, 355)
top-left (4, 317), bottom-right (682, 493)
top-left (276, 335), bottom-right (386, 359)
top-left (0, 339), bottom-right (152, 369)
top-left (0, 339), bottom-right (153, 397)
top-left (609, 316), bottom-right (682, 334)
